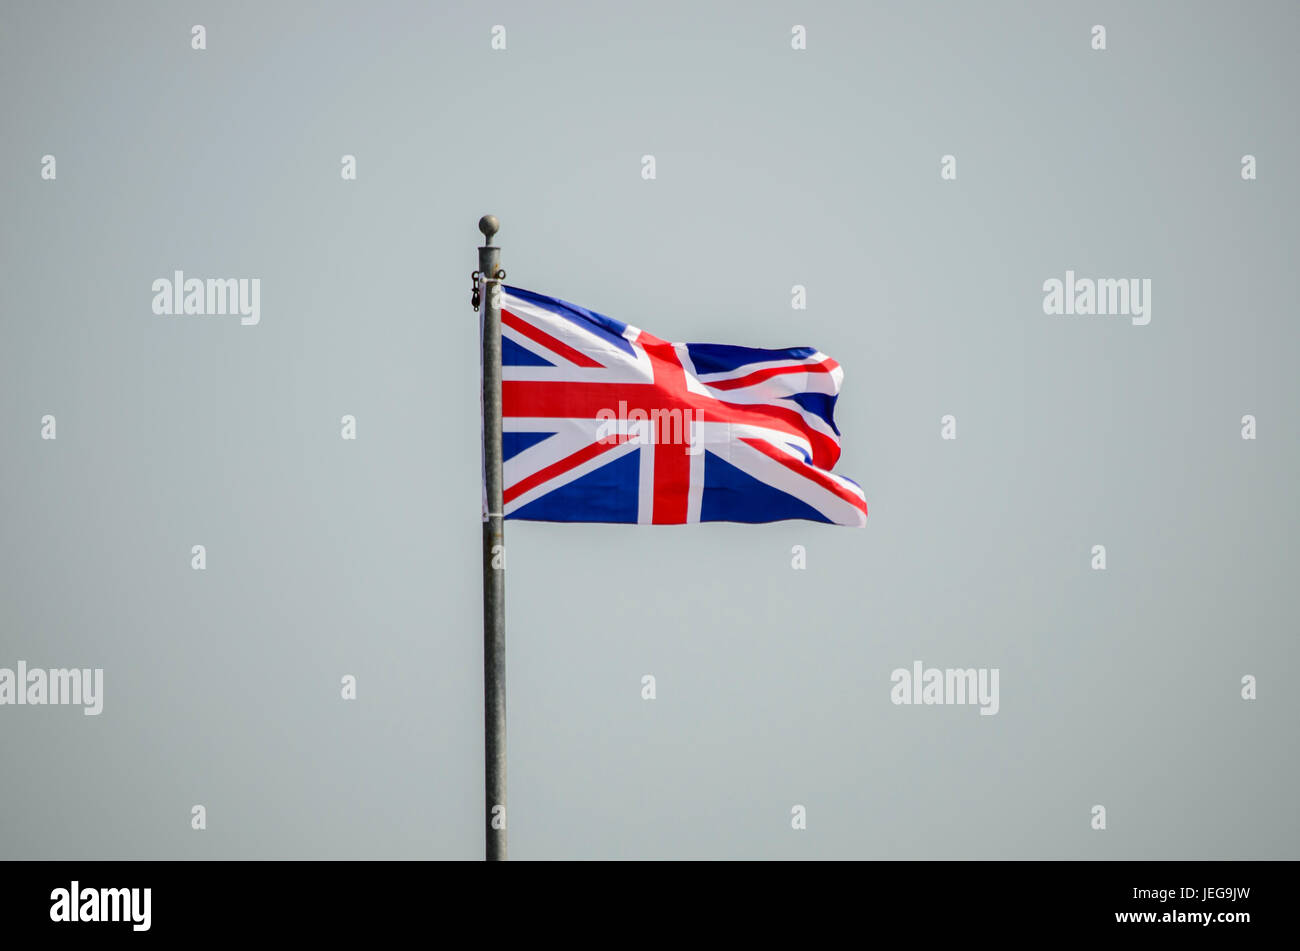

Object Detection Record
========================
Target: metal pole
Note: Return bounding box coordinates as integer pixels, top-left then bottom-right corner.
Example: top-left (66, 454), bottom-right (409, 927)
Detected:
top-left (477, 215), bottom-right (507, 861)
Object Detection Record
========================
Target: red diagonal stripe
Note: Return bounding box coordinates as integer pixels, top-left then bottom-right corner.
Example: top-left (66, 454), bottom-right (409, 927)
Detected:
top-left (503, 433), bottom-right (631, 505)
top-left (502, 309), bottom-right (605, 368)
top-left (741, 436), bottom-right (866, 519)
top-left (704, 358), bottom-right (839, 391)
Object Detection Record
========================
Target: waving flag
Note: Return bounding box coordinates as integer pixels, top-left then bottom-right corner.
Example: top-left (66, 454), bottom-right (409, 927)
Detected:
top-left (494, 286), bottom-right (867, 526)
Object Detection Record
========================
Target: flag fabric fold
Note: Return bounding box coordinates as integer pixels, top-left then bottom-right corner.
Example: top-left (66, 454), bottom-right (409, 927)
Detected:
top-left (492, 285), bottom-right (867, 527)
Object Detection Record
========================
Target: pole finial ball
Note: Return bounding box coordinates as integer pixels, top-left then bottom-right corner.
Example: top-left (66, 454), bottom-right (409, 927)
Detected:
top-left (478, 215), bottom-right (500, 244)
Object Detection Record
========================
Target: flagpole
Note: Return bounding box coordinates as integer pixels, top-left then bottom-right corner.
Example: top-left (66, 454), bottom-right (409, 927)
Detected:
top-left (477, 214), bottom-right (507, 861)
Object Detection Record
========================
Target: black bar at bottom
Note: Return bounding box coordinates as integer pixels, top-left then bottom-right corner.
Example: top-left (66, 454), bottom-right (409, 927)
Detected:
top-left (1, 860), bottom-right (1282, 938)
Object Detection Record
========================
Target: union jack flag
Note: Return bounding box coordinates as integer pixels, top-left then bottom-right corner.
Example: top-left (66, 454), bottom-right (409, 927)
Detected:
top-left (493, 286), bottom-right (867, 526)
